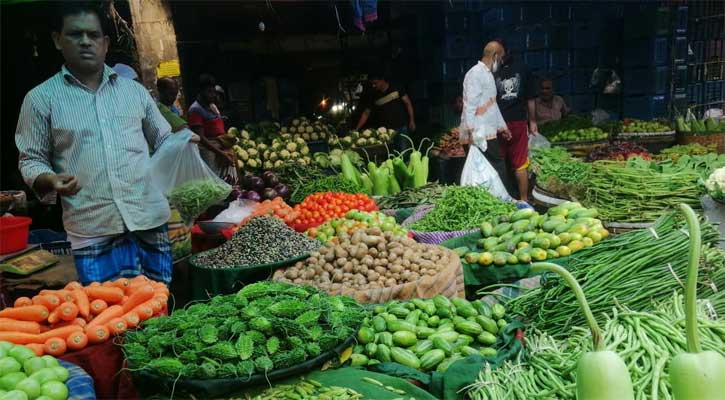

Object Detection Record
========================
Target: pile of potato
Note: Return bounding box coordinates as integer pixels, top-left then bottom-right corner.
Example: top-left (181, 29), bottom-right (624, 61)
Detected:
top-left (279, 228), bottom-right (451, 290)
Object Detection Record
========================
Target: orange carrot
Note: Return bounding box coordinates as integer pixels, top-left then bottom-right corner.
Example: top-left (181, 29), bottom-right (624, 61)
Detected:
top-left (47, 307), bottom-right (62, 325)
top-left (86, 305), bottom-right (123, 329)
top-left (129, 275), bottom-right (149, 284)
top-left (0, 318), bottom-right (41, 334)
top-left (40, 290), bottom-right (73, 302)
top-left (65, 281), bottom-right (83, 291)
top-left (66, 331), bottom-right (88, 351)
top-left (90, 299), bottom-right (108, 315)
top-left (84, 286), bottom-right (124, 304)
top-left (0, 332), bottom-right (37, 344)
top-left (57, 302), bottom-right (79, 321)
top-left (112, 278), bottom-right (131, 292)
top-left (35, 325), bottom-right (83, 343)
top-left (86, 325), bottom-right (110, 344)
top-left (51, 317), bottom-right (86, 329)
top-left (146, 298), bottom-right (163, 314)
top-left (107, 318), bottom-right (127, 335)
top-left (88, 282), bottom-right (101, 287)
top-left (43, 337), bottom-right (67, 356)
top-left (25, 343), bottom-right (44, 356)
top-left (39, 326), bottom-right (49, 333)
top-left (122, 311), bottom-right (140, 329)
top-left (121, 284), bottom-right (155, 313)
top-left (0, 305), bottom-right (49, 322)
top-left (13, 297), bottom-right (33, 307)
top-left (32, 294), bottom-right (61, 311)
top-left (133, 304), bottom-right (154, 321)
top-left (71, 289), bottom-right (90, 319)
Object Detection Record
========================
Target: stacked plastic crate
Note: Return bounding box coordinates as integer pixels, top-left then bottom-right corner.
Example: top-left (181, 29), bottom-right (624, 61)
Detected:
top-left (684, 1), bottom-right (724, 117)
top-left (620, 4), bottom-right (672, 120)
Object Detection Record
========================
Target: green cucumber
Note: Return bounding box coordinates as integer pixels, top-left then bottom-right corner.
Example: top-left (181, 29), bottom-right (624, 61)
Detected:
top-left (390, 347), bottom-right (421, 369)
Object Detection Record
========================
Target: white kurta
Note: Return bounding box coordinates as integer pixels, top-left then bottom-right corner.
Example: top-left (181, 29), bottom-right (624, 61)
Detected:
top-left (459, 62), bottom-right (512, 201)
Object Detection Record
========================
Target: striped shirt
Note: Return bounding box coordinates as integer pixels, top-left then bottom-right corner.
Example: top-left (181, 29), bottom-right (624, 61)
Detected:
top-left (15, 64), bottom-right (171, 237)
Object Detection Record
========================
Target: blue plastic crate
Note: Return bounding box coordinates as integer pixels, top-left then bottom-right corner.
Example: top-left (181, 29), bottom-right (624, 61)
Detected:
top-left (570, 94), bottom-right (595, 113)
top-left (524, 51), bottom-right (548, 70)
top-left (481, 7), bottom-right (503, 25)
top-left (522, 4), bottom-right (549, 23)
top-left (550, 4), bottom-right (570, 22)
top-left (550, 70), bottom-right (571, 94)
top-left (504, 30), bottom-right (526, 52)
top-left (571, 24), bottom-right (600, 49)
top-left (672, 93), bottom-right (690, 114)
top-left (674, 65), bottom-right (688, 93)
top-left (675, 36), bottom-right (688, 62)
top-left (572, 48), bottom-right (599, 68)
top-left (443, 59), bottom-right (465, 81)
top-left (706, 80), bottom-right (724, 102)
top-left (571, 69), bottom-right (594, 93)
top-left (570, 4), bottom-right (593, 21)
top-left (501, 5), bottom-right (521, 25)
top-left (623, 66), bottom-right (670, 95)
top-left (550, 50), bottom-right (570, 69)
top-left (687, 83), bottom-right (704, 105)
top-left (444, 13), bottom-right (469, 34)
top-left (622, 37), bottom-right (669, 67)
top-left (692, 41), bottom-right (705, 63)
top-left (549, 26), bottom-right (569, 49)
top-left (623, 95), bottom-right (668, 120)
top-left (527, 28), bottom-right (548, 50)
top-left (676, 6), bottom-right (688, 33)
top-left (446, 35), bottom-right (469, 59)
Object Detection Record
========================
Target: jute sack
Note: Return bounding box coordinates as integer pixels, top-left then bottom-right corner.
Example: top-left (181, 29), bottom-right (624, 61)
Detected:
top-left (273, 248), bottom-right (464, 303)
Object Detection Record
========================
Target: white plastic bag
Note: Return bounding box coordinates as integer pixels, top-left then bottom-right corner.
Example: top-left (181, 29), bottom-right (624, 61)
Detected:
top-left (528, 134), bottom-right (550, 150)
top-left (149, 129), bottom-right (230, 196)
top-left (212, 199), bottom-right (257, 224)
top-left (460, 145), bottom-right (512, 201)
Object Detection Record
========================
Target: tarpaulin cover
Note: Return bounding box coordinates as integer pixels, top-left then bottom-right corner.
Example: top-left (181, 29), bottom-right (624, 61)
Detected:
top-left (188, 251), bottom-right (310, 300)
top-left (369, 320), bottom-right (525, 400)
top-left (440, 231), bottom-right (569, 296)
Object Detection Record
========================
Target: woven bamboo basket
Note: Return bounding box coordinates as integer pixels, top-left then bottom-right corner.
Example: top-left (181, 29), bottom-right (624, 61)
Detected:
top-left (677, 131), bottom-right (725, 154)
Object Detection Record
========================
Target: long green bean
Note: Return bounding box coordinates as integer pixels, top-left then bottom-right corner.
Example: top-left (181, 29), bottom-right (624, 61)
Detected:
top-left (506, 212), bottom-right (724, 334)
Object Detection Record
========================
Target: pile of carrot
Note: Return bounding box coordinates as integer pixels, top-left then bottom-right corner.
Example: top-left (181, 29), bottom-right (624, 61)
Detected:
top-left (0, 275), bottom-right (168, 356)
top-left (240, 197), bottom-right (298, 226)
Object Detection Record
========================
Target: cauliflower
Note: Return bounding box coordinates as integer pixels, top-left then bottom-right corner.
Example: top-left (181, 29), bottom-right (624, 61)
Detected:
top-left (300, 146), bottom-right (310, 155)
top-left (291, 151), bottom-right (300, 159)
top-left (228, 127), bottom-right (240, 136)
top-left (257, 143), bottom-right (268, 152)
top-left (356, 138), bottom-right (368, 146)
top-left (280, 149), bottom-right (291, 159)
top-left (241, 129), bottom-right (251, 140)
top-left (232, 145), bottom-right (242, 153)
top-left (295, 137), bottom-right (306, 145)
top-left (306, 126), bottom-right (314, 133)
top-left (247, 158), bottom-right (259, 168)
top-left (286, 142), bottom-right (297, 152)
top-left (236, 160), bottom-right (244, 169)
top-left (289, 127), bottom-right (297, 134)
top-left (705, 167), bottom-right (725, 199)
top-left (311, 133), bottom-right (319, 141)
top-left (238, 148), bottom-right (249, 161)
top-left (377, 127), bottom-right (387, 135)
top-left (263, 160), bottom-right (274, 170)
top-left (274, 160), bottom-right (284, 168)
top-left (292, 119), bottom-right (300, 126)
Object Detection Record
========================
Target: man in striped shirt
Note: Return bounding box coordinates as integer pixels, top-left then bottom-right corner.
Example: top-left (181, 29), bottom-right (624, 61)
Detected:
top-left (15, 3), bottom-right (188, 285)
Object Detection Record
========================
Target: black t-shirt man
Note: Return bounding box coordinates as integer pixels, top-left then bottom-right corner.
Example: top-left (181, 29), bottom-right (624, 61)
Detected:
top-left (494, 57), bottom-right (537, 122)
top-left (363, 83), bottom-right (409, 129)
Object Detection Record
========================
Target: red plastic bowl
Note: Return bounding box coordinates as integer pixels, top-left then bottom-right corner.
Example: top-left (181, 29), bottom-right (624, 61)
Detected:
top-left (0, 216), bottom-right (32, 255)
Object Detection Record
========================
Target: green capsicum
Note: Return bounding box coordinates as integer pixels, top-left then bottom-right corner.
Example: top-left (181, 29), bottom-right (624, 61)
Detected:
top-left (669, 204), bottom-right (725, 400)
top-left (530, 262), bottom-right (634, 400)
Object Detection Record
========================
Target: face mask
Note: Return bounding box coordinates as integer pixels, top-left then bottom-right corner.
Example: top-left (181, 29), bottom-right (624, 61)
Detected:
top-left (491, 56), bottom-right (500, 73)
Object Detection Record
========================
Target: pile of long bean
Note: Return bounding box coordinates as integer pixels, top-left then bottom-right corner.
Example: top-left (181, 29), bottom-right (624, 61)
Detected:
top-left (531, 147), bottom-right (591, 199)
top-left (506, 213), bottom-right (724, 335)
top-left (585, 160), bottom-right (702, 222)
top-left (407, 185), bottom-right (516, 232)
top-left (375, 183), bottom-right (447, 209)
top-left (468, 294), bottom-right (725, 400)
top-left (168, 179), bottom-right (231, 221)
top-left (289, 174), bottom-right (363, 204)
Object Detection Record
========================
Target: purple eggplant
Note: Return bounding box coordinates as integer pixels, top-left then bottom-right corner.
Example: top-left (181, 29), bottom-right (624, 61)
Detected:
top-left (245, 191), bottom-right (262, 202)
top-left (262, 171), bottom-right (279, 187)
top-left (241, 173), bottom-right (255, 190)
top-left (250, 176), bottom-right (265, 192)
top-left (274, 184), bottom-right (290, 199)
top-left (261, 187), bottom-right (278, 200)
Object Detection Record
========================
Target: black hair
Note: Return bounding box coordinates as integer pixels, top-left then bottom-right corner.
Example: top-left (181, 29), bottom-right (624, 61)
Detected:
top-left (157, 77), bottom-right (177, 91)
top-left (53, 1), bottom-right (108, 34)
top-left (199, 73), bottom-right (216, 90)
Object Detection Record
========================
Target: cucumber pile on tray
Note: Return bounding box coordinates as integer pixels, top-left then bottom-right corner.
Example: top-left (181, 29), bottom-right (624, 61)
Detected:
top-left (462, 202), bottom-right (607, 267)
top-left (350, 295), bottom-right (508, 373)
